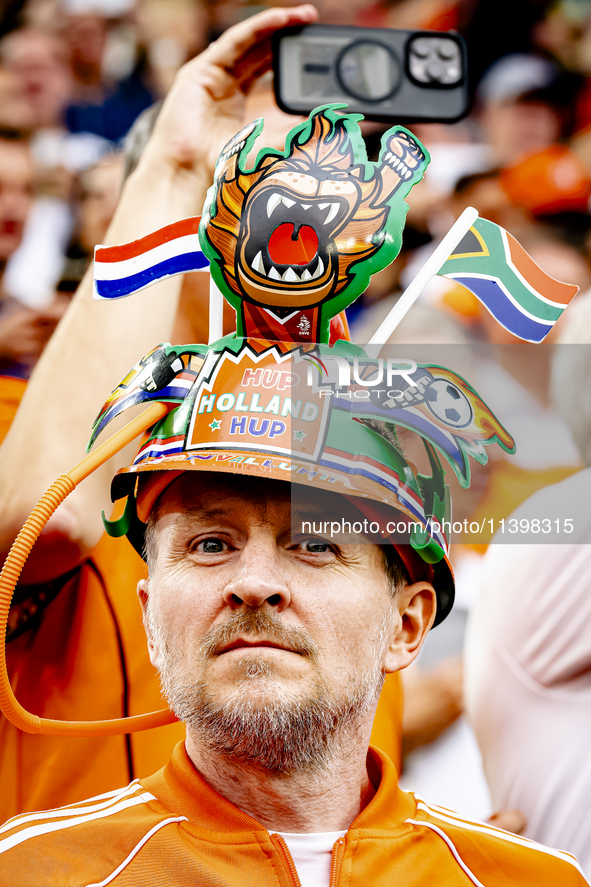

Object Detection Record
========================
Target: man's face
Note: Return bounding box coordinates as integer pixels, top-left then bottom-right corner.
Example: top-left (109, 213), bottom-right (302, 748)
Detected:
top-left (0, 139), bottom-right (33, 262)
top-left (1, 30), bottom-right (72, 130)
top-left (141, 473), bottom-right (405, 772)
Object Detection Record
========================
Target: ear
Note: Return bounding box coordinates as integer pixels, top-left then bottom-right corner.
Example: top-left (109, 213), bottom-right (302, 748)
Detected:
top-left (384, 581), bottom-right (437, 674)
top-left (137, 578), bottom-right (160, 669)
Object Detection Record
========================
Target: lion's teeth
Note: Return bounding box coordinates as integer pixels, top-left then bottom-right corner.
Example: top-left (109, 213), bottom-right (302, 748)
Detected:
top-left (301, 269), bottom-right (312, 280)
top-left (319, 202), bottom-right (339, 225)
top-left (267, 193), bottom-right (282, 218)
top-left (301, 204), bottom-right (312, 210)
top-left (312, 257), bottom-right (324, 279)
top-left (252, 251), bottom-right (266, 275)
top-left (324, 203), bottom-right (339, 225)
top-left (269, 267), bottom-right (281, 280)
top-left (404, 169), bottom-right (412, 179)
top-left (385, 151), bottom-right (393, 161)
top-left (282, 197), bottom-right (296, 208)
top-left (283, 267), bottom-right (299, 282)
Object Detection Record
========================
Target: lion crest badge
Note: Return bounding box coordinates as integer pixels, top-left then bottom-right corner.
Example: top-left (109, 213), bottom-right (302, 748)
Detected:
top-left (199, 104), bottom-right (430, 344)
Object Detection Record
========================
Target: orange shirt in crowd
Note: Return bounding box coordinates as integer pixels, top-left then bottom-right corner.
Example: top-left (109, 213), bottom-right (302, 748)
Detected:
top-left (0, 742), bottom-right (585, 886)
top-left (0, 376), bottom-right (26, 446)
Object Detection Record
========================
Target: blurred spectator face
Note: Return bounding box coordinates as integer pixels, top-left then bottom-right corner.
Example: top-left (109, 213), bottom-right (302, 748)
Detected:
top-left (65, 14), bottom-right (107, 87)
top-left (78, 155), bottom-right (123, 253)
top-left (135, 0), bottom-right (209, 94)
top-left (481, 99), bottom-right (561, 167)
top-left (477, 54), bottom-right (564, 166)
top-left (451, 173), bottom-right (530, 231)
top-left (0, 65), bottom-right (32, 130)
top-left (0, 29), bottom-right (73, 131)
top-left (0, 139), bottom-right (33, 264)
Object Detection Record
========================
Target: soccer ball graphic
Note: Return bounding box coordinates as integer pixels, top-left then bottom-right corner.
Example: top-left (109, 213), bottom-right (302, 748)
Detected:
top-left (425, 379), bottom-right (472, 427)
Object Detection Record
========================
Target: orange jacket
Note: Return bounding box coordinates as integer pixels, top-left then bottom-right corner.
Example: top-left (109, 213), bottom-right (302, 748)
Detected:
top-left (0, 742), bottom-right (586, 886)
top-left (1, 523), bottom-right (400, 822)
top-left (1, 531), bottom-right (185, 823)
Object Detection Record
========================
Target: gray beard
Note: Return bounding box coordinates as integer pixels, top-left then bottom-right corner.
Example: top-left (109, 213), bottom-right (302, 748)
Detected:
top-left (148, 606), bottom-right (389, 774)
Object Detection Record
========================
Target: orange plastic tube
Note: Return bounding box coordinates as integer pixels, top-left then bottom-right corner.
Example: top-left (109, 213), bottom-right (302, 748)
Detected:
top-left (0, 401), bottom-right (179, 736)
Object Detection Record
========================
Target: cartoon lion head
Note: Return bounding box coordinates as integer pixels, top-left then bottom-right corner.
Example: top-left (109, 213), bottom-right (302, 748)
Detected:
top-left (201, 105), bottom-right (428, 318)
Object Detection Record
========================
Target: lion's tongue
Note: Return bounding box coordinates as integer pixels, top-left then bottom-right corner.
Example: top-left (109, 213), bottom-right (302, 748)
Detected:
top-left (268, 223), bottom-right (318, 267)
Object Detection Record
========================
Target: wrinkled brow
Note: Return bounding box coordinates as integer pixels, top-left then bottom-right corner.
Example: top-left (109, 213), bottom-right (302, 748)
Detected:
top-left (171, 501), bottom-right (289, 529)
top-left (172, 506), bottom-right (234, 526)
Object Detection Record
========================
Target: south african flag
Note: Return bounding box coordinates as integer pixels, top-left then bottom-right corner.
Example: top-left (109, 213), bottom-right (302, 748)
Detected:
top-left (437, 216), bottom-right (579, 342)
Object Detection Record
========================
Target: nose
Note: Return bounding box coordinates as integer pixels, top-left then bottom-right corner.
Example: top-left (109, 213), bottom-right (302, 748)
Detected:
top-left (222, 538), bottom-right (291, 612)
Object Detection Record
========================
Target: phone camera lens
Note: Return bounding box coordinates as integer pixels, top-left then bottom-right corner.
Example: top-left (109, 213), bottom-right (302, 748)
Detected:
top-left (430, 60), bottom-right (447, 79)
top-left (336, 40), bottom-right (401, 102)
top-left (411, 38), bottom-right (431, 59)
top-left (437, 41), bottom-right (456, 60)
top-left (408, 35), bottom-right (462, 85)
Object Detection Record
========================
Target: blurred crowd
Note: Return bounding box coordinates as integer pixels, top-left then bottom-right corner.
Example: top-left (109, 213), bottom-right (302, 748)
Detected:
top-left (4, 0), bottom-right (591, 370)
top-left (3, 0), bottom-right (591, 383)
top-left (1, 0), bottom-right (591, 877)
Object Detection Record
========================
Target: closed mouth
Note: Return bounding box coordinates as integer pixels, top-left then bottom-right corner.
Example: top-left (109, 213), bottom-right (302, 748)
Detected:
top-left (217, 637), bottom-right (296, 655)
top-left (242, 187), bottom-right (347, 286)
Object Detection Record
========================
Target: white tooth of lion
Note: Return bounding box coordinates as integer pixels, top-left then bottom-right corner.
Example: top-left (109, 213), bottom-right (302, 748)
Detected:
top-left (404, 169), bottom-right (412, 179)
top-left (301, 204), bottom-right (312, 210)
top-left (269, 267), bottom-right (282, 280)
top-left (313, 257), bottom-right (324, 279)
top-left (267, 193), bottom-right (282, 218)
top-left (282, 197), bottom-right (296, 208)
top-left (318, 203), bottom-right (329, 210)
top-left (385, 151), bottom-right (393, 161)
top-left (301, 269), bottom-right (312, 280)
top-left (283, 267), bottom-right (299, 282)
top-left (391, 158), bottom-right (400, 170)
top-left (252, 251), bottom-right (266, 275)
top-left (323, 203), bottom-right (339, 225)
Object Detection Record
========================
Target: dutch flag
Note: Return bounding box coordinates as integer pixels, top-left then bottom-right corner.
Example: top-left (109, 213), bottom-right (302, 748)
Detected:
top-left (93, 217), bottom-right (209, 300)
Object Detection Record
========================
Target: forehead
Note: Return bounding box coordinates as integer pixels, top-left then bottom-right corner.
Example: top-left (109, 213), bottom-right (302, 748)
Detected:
top-left (152, 472), bottom-right (362, 529)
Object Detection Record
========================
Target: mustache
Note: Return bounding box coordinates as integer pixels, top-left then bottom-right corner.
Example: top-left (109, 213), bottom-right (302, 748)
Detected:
top-left (199, 609), bottom-right (319, 659)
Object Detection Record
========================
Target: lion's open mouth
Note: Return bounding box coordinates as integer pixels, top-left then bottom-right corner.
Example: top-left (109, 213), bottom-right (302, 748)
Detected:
top-left (242, 188), bottom-right (348, 285)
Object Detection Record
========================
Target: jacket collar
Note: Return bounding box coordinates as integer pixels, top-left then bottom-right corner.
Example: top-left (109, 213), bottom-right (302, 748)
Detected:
top-left (142, 741), bottom-right (415, 834)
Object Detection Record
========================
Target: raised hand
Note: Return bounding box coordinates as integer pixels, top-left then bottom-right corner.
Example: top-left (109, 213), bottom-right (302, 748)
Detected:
top-left (138, 6), bottom-right (319, 202)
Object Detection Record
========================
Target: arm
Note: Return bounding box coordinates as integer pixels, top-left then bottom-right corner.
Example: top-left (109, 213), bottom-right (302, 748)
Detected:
top-left (0, 5), bottom-right (318, 583)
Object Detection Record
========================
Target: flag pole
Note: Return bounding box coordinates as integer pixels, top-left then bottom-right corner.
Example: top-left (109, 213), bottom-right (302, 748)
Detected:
top-left (367, 206), bottom-right (479, 352)
top-left (208, 275), bottom-right (224, 344)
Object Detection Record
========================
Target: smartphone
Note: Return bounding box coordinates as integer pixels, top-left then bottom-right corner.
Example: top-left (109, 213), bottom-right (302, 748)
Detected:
top-left (272, 23), bottom-right (469, 124)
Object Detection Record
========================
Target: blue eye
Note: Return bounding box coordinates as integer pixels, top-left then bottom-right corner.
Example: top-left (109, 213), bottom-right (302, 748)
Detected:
top-left (305, 541), bottom-right (330, 553)
top-left (298, 538), bottom-right (335, 554)
top-left (200, 539), bottom-right (226, 553)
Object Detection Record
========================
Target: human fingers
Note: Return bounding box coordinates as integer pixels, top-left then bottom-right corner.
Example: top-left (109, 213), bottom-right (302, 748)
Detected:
top-left (205, 5), bottom-right (318, 90)
top-left (487, 809), bottom-right (527, 835)
top-left (174, 5), bottom-right (318, 102)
